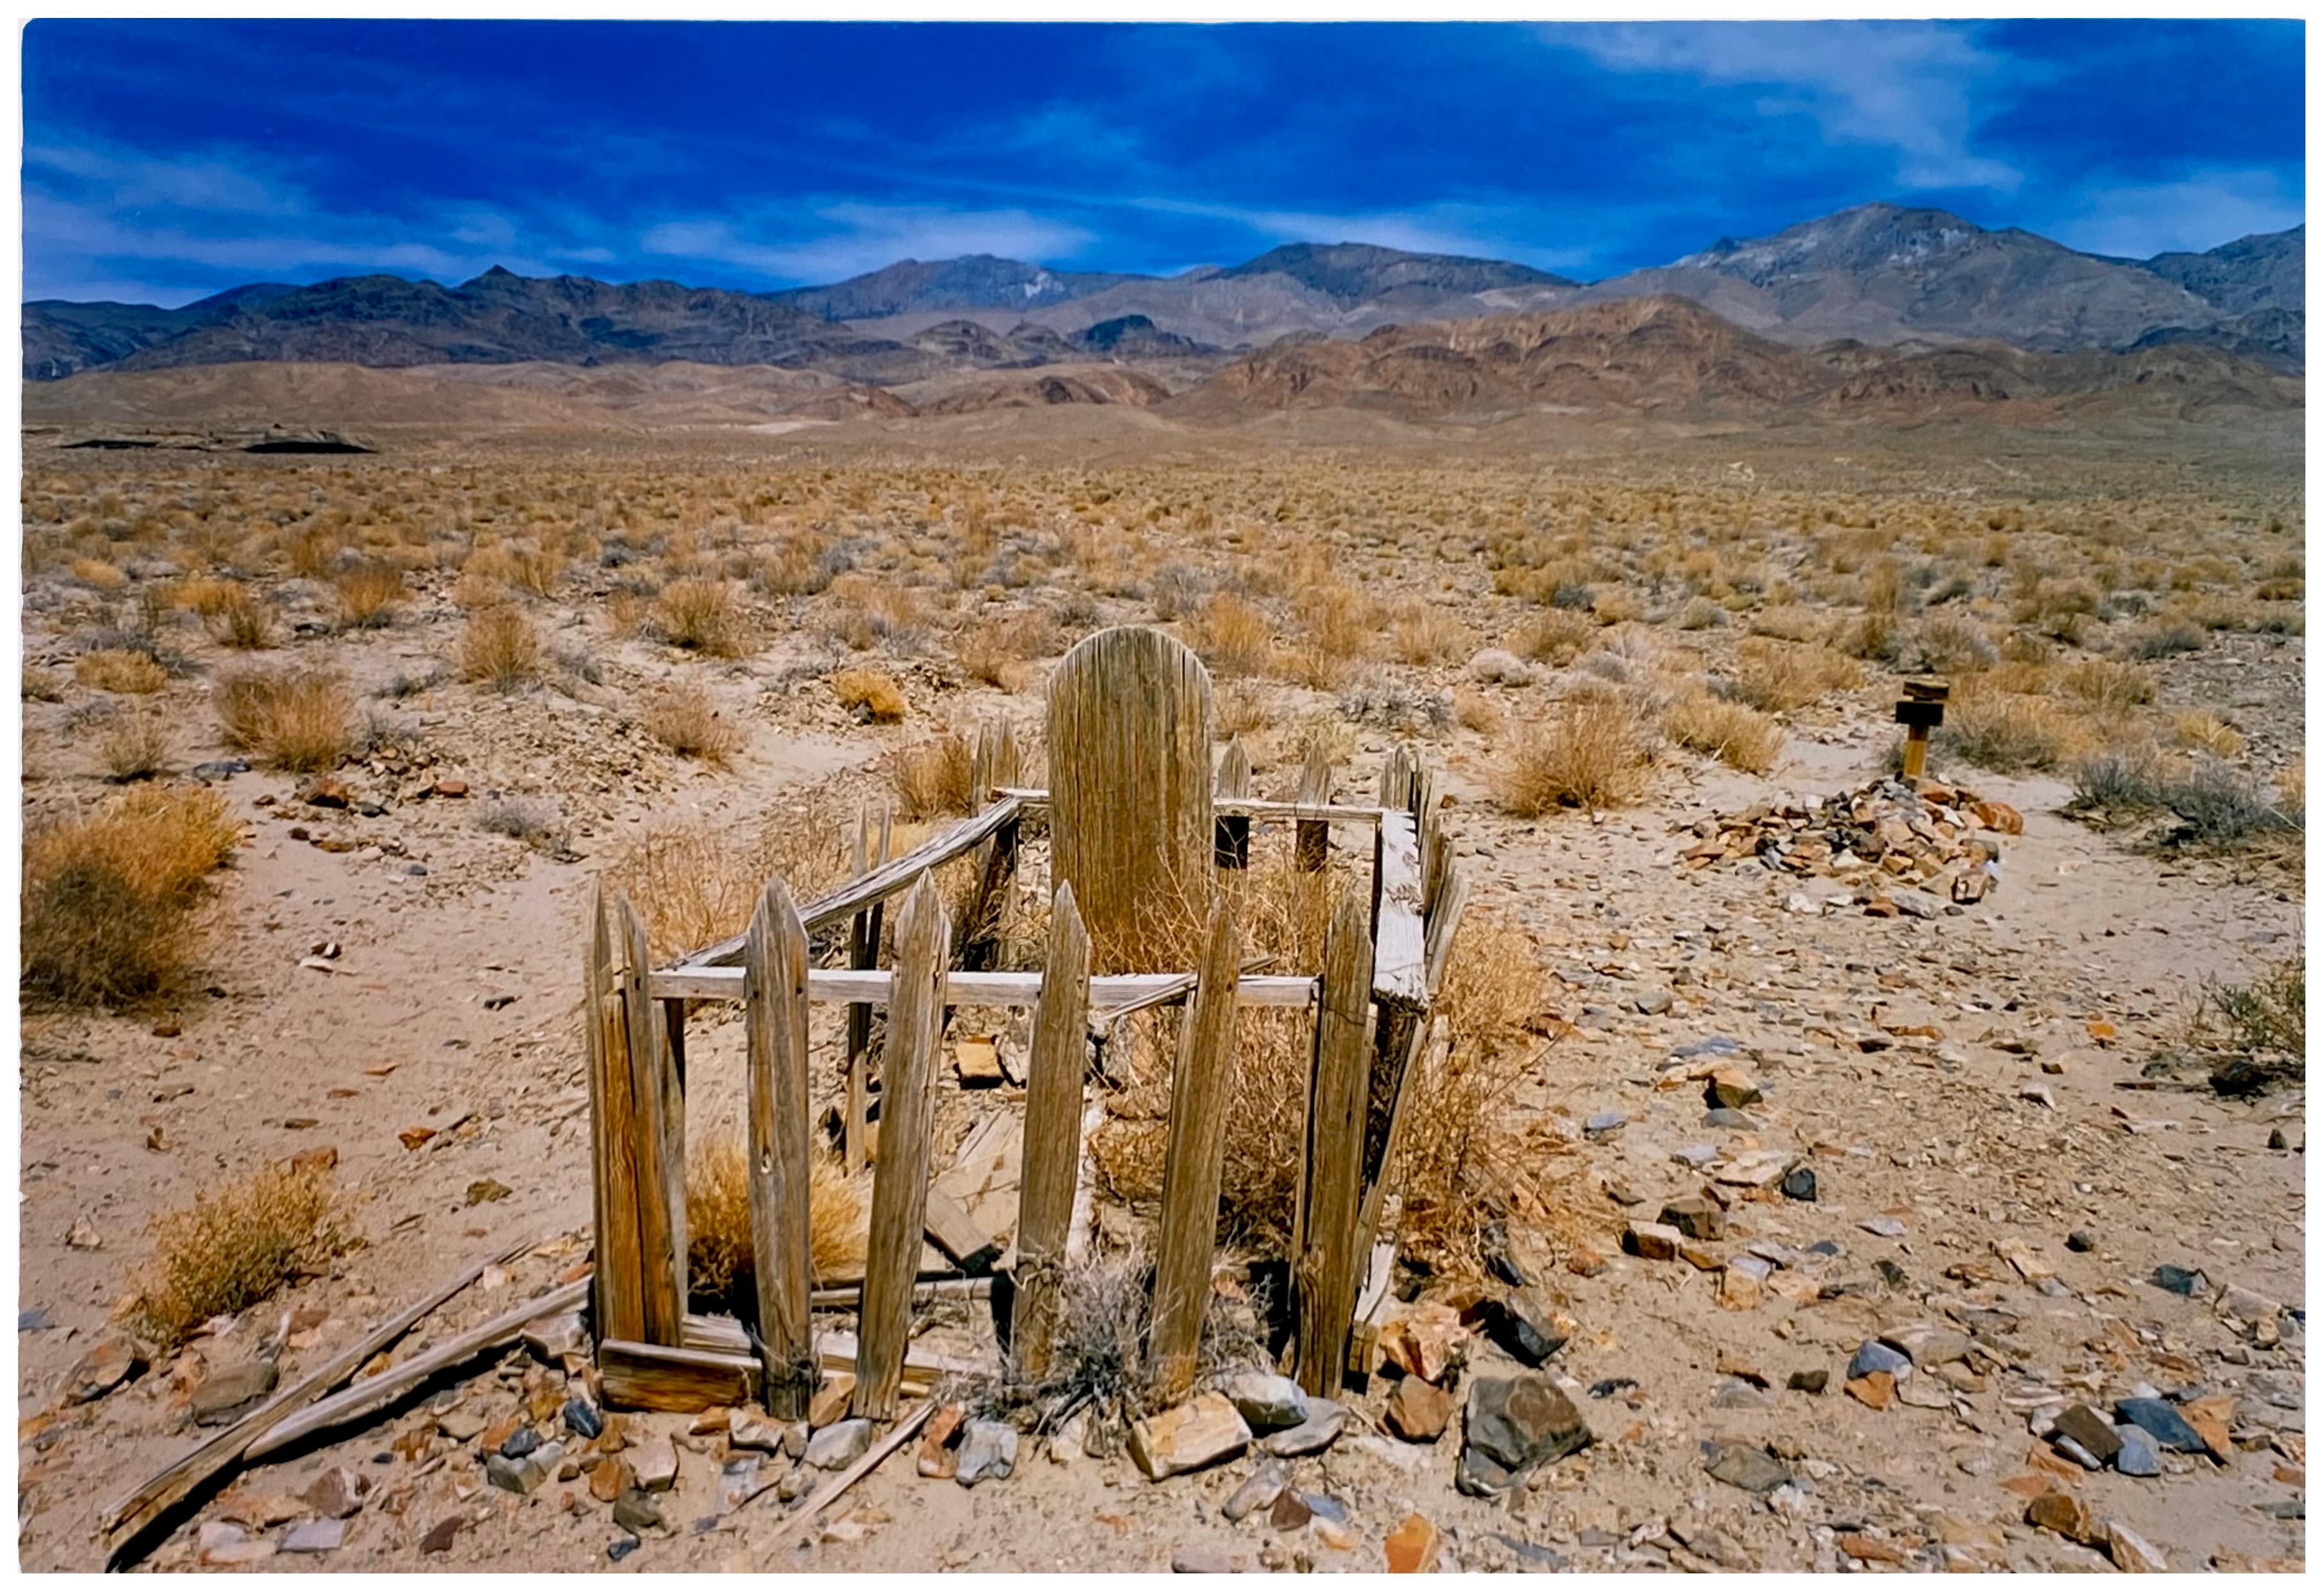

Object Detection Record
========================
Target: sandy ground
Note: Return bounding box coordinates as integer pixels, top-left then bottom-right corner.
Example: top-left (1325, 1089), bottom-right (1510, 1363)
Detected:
top-left (14, 458), bottom-right (2307, 1574)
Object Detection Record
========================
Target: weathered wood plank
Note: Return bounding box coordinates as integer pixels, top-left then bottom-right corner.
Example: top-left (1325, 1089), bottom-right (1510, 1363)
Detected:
top-left (672, 797), bottom-right (1021, 968)
top-left (961, 724), bottom-right (1023, 970)
top-left (743, 877), bottom-right (816, 1418)
top-left (1357, 871), bottom-right (1467, 1250)
top-left (1369, 807), bottom-right (1426, 1012)
top-left (650, 966), bottom-right (1318, 1007)
top-left (852, 875), bottom-right (948, 1422)
top-left (1010, 883), bottom-right (1092, 1377)
top-left (1046, 625), bottom-right (1215, 970)
top-left (1213, 738), bottom-right (1252, 870)
top-left (585, 885), bottom-right (645, 1347)
top-left (600, 1338), bottom-right (759, 1413)
top-left (1292, 888), bottom-right (1373, 1398)
top-left (844, 809), bottom-right (877, 1175)
top-left (1146, 900), bottom-right (1244, 1403)
top-left (998, 787), bottom-right (1384, 827)
top-left (243, 1277), bottom-right (591, 1461)
top-left (1294, 748), bottom-right (1334, 872)
top-left (617, 893), bottom-right (684, 1343)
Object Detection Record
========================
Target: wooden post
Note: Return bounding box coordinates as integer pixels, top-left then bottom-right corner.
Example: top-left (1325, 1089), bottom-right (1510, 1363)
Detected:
top-left (1294, 746), bottom-right (1331, 873)
top-left (615, 892), bottom-right (684, 1343)
top-left (843, 808), bottom-right (888, 1175)
top-left (743, 877), bottom-right (816, 1419)
top-left (1896, 679), bottom-right (1948, 783)
top-left (1213, 738), bottom-right (1251, 871)
top-left (1046, 626), bottom-right (1216, 970)
top-left (585, 885), bottom-right (645, 1346)
top-left (1292, 887), bottom-right (1373, 1398)
top-left (852, 875), bottom-right (949, 1422)
top-left (962, 723), bottom-right (1023, 971)
top-left (1146, 900), bottom-right (1244, 1403)
top-left (1009, 883), bottom-right (1092, 1377)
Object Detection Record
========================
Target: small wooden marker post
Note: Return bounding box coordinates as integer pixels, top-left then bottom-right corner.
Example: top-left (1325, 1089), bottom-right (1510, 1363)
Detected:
top-left (1895, 679), bottom-right (1949, 783)
top-left (1213, 739), bottom-right (1252, 871)
top-left (1294, 747), bottom-right (1332, 874)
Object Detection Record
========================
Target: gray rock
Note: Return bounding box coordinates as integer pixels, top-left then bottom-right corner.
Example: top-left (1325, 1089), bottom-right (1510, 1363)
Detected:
top-left (1702, 1442), bottom-right (1790, 1493)
top-left (1481, 1297), bottom-right (1566, 1366)
top-left (2053, 1436), bottom-right (2103, 1471)
top-left (2114, 1398), bottom-right (2205, 1453)
top-left (1221, 1371), bottom-right (1308, 1432)
top-left (1703, 1107), bottom-right (1760, 1130)
top-left (2050, 1404), bottom-right (2123, 1464)
top-left (1583, 1111), bottom-right (1626, 1138)
top-left (1171, 1547), bottom-right (1241, 1573)
top-left (302, 1466), bottom-right (370, 1520)
top-left (1879, 1322), bottom-right (1972, 1367)
top-left (805, 1418), bottom-right (873, 1471)
top-left (612, 1489), bottom-right (663, 1535)
top-left (1860, 1216), bottom-right (1908, 1239)
top-left (1223, 1463), bottom-right (1287, 1522)
top-left (192, 1361), bottom-right (279, 1426)
top-left (1848, 1341), bottom-right (1912, 1381)
top-left (521, 1311), bottom-right (587, 1362)
top-left (2113, 1425), bottom-right (2161, 1477)
top-left (630, 1434), bottom-right (679, 1491)
top-left (485, 1452), bottom-right (547, 1495)
top-left (1712, 1379), bottom-right (1774, 1411)
top-left (1674, 1143), bottom-right (1720, 1168)
top-left (1257, 1400), bottom-right (1346, 1457)
top-left (563, 1397), bottom-right (604, 1439)
top-left (1462, 1374), bottom-right (1591, 1480)
top-left (1779, 1166), bottom-right (1818, 1202)
top-left (955, 1419), bottom-right (1018, 1486)
top-left (1633, 988), bottom-right (1674, 1016)
top-left (279, 1518), bottom-right (346, 1554)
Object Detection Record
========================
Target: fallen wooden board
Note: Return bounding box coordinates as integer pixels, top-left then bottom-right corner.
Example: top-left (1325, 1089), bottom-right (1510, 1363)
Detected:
top-left (650, 966), bottom-right (1319, 1007)
top-left (601, 1338), bottom-right (759, 1412)
top-left (243, 1276), bottom-right (591, 1461)
top-left (996, 787), bottom-right (1387, 826)
top-left (99, 1240), bottom-right (528, 1566)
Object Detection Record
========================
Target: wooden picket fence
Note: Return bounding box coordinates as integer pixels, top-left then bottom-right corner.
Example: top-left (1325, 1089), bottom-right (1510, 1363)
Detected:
top-left (584, 626), bottom-right (1466, 1418)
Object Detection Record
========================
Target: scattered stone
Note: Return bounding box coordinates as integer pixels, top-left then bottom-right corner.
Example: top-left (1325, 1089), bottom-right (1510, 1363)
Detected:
top-left (1660, 1195), bottom-right (1726, 1241)
top-left (2177, 1395), bottom-right (2236, 1463)
top-left (281, 1518), bottom-right (347, 1554)
top-left (1703, 1068), bottom-right (1761, 1109)
top-left (1780, 1166), bottom-right (1817, 1202)
top-left (807, 1373), bottom-right (857, 1429)
top-left (486, 1450), bottom-right (547, 1496)
top-left (1383, 1513), bottom-right (1442, 1573)
top-left (1624, 1221), bottom-right (1682, 1261)
top-left (1702, 1442), bottom-right (1790, 1493)
top-left (2052, 1405), bottom-right (2125, 1465)
top-left (1221, 1372), bottom-right (1308, 1432)
top-left (1788, 1369), bottom-right (1829, 1395)
top-left (2114, 1424), bottom-right (2162, 1477)
top-left (1478, 1296), bottom-right (1565, 1366)
top-left (417, 1516), bottom-right (462, 1555)
top-left (613, 1489), bottom-right (663, 1535)
top-left (66, 1336), bottom-right (145, 1404)
top-left (303, 1466), bottom-right (371, 1520)
top-left (1860, 1216), bottom-right (1908, 1239)
top-left (1171, 1547), bottom-right (1240, 1573)
top-left (438, 1407), bottom-right (488, 1443)
top-left (805, 1418), bottom-right (873, 1472)
top-left (630, 1433), bottom-right (679, 1491)
top-left (1702, 1107), bottom-right (1759, 1131)
top-left (1386, 1376), bottom-right (1453, 1442)
top-left (1129, 1393), bottom-right (1250, 1480)
top-left (502, 1425), bottom-right (542, 1459)
top-left (1634, 988), bottom-right (1674, 1016)
top-left (2105, 1521), bottom-right (2168, 1572)
top-left (1849, 1341), bottom-right (1913, 1381)
top-left (1258, 1400), bottom-right (1346, 1457)
top-left (197, 1522), bottom-right (275, 1568)
top-left (2149, 1264), bottom-right (2205, 1297)
top-left (1462, 1374), bottom-right (1590, 1484)
top-left (1879, 1322), bottom-right (1970, 1367)
top-left (2026, 1489), bottom-right (2104, 1546)
top-left (2066, 1229), bottom-right (2096, 1253)
top-left (192, 1361), bottom-right (279, 1425)
top-left (1223, 1463), bottom-right (1288, 1523)
top-left (1268, 1489), bottom-right (1312, 1530)
top-left (561, 1397), bottom-right (604, 1441)
top-left (1845, 1373), bottom-right (1895, 1411)
top-left (1583, 1111), bottom-right (1626, 1139)
top-left (1713, 1379), bottom-right (1774, 1411)
top-left (2116, 1398), bottom-right (2205, 1454)
top-left (607, 1536), bottom-right (639, 1563)
top-left (1377, 1304), bottom-right (1466, 1384)
top-left (955, 1419), bottom-right (1018, 1486)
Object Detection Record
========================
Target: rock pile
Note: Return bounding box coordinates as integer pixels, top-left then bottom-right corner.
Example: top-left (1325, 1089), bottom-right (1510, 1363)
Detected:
top-left (1676, 778), bottom-right (2022, 909)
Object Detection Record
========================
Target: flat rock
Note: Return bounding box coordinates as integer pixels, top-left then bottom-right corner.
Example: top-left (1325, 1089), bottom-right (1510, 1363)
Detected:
top-left (955, 1419), bottom-right (1018, 1486)
top-left (521, 1311), bottom-right (587, 1363)
top-left (65, 1335), bottom-right (145, 1404)
top-left (612, 1489), bottom-right (663, 1535)
top-left (1879, 1322), bottom-right (1970, 1367)
top-left (1624, 1221), bottom-right (1682, 1261)
top-left (1223, 1463), bottom-right (1287, 1522)
top-left (1462, 1374), bottom-right (1590, 1479)
top-left (2026, 1489), bottom-right (2104, 1547)
top-left (1383, 1513), bottom-right (1442, 1573)
top-left (1703, 1442), bottom-right (1790, 1493)
top-left (1848, 1340), bottom-right (1913, 1381)
top-left (1171, 1547), bottom-right (1241, 1573)
top-left (1129, 1393), bottom-right (1249, 1480)
top-left (1713, 1150), bottom-right (1790, 1188)
top-left (1378, 1303), bottom-right (1467, 1383)
top-left (807, 1373), bottom-right (856, 1429)
top-left (302, 1466), bottom-right (371, 1520)
top-left (1479, 1297), bottom-right (1565, 1366)
top-left (631, 1432), bottom-right (680, 1491)
top-left (192, 1360), bottom-right (279, 1425)
top-left (2114, 1398), bottom-right (2205, 1454)
top-left (1660, 1195), bottom-right (1726, 1241)
top-left (1257, 1400), bottom-right (1346, 1457)
top-left (279, 1518), bottom-right (347, 1554)
top-left (805, 1418), bottom-right (873, 1471)
top-left (2105, 1521), bottom-right (2168, 1573)
top-left (2113, 1424), bottom-right (2162, 1477)
top-left (1704, 1067), bottom-right (1761, 1108)
top-left (2050, 1404), bottom-right (2123, 1465)
top-left (1385, 1376), bottom-right (1453, 1442)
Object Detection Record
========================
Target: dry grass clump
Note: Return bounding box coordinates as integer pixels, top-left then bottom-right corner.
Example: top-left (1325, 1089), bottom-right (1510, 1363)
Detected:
top-left (199, 583), bottom-right (277, 650)
top-left (1510, 609), bottom-right (1595, 667)
top-left (74, 648), bottom-right (167, 694)
top-left (458, 603), bottom-right (541, 691)
top-left (1189, 591), bottom-right (1273, 676)
top-left (2057, 657), bottom-right (2155, 713)
top-left (128, 1161), bottom-right (344, 1349)
top-left (832, 666), bottom-right (907, 723)
top-left (1390, 598), bottom-right (1472, 665)
top-left (644, 679), bottom-right (743, 767)
top-left (333, 561), bottom-right (406, 629)
top-left (1931, 686), bottom-right (2086, 774)
top-left (956, 628), bottom-right (1030, 691)
top-left (1088, 863), bottom-right (1547, 1274)
top-left (1278, 582), bottom-right (1378, 690)
top-left (602, 799), bottom-right (853, 958)
top-left (22, 784), bottom-right (240, 1005)
top-left (652, 577), bottom-right (753, 656)
top-left (1727, 638), bottom-right (1863, 713)
top-left (213, 665), bottom-right (353, 772)
top-left (98, 708), bottom-right (172, 782)
top-left (686, 1138), bottom-right (870, 1313)
top-left (1494, 697), bottom-right (1654, 815)
top-left (72, 554), bottom-right (129, 590)
top-left (893, 730), bottom-right (976, 819)
top-left (1663, 688), bottom-right (1783, 773)
top-left (2170, 711), bottom-right (2245, 760)
top-left (22, 663), bottom-right (63, 701)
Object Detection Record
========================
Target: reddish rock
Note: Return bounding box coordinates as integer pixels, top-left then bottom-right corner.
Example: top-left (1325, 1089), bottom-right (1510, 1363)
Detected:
top-left (1383, 1513), bottom-right (1440, 1573)
top-left (1384, 1376), bottom-right (1453, 1443)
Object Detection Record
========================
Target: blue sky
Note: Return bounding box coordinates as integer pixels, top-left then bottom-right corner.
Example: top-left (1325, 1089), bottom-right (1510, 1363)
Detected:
top-left (22, 19), bottom-right (2307, 306)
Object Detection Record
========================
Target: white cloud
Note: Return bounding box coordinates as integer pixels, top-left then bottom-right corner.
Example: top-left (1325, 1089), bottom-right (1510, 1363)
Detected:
top-left (1130, 196), bottom-right (1592, 272)
top-left (1565, 22), bottom-right (2022, 194)
top-left (2039, 170), bottom-right (2304, 259)
top-left (641, 203), bottom-right (1096, 281)
top-left (26, 143), bottom-right (305, 216)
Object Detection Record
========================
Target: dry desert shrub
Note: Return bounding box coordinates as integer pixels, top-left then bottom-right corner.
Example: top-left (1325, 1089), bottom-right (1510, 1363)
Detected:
top-left (199, 583), bottom-right (277, 650)
top-left (686, 1138), bottom-right (871, 1312)
top-left (21, 783), bottom-right (240, 1005)
top-left (644, 679), bottom-right (743, 767)
top-left (2170, 712), bottom-right (2245, 760)
top-left (2057, 657), bottom-right (2155, 713)
top-left (1727, 638), bottom-right (1863, 713)
top-left (1929, 686), bottom-right (2087, 774)
top-left (1453, 686), bottom-right (1506, 736)
top-left (602, 802), bottom-right (853, 959)
top-left (333, 561), bottom-right (406, 629)
top-left (1494, 697), bottom-right (1654, 815)
top-left (74, 647), bottom-right (167, 694)
top-left (893, 730), bottom-right (976, 819)
top-left (1279, 582), bottom-right (1377, 690)
top-left (652, 577), bottom-right (752, 656)
top-left (22, 663), bottom-right (63, 702)
top-left (128, 1161), bottom-right (345, 1350)
top-left (213, 665), bottom-right (352, 772)
top-left (1508, 608), bottom-right (1595, 667)
top-left (1189, 590), bottom-right (1273, 676)
top-left (955, 627), bottom-right (1029, 691)
top-left (831, 667), bottom-right (907, 723)
top-left (459, 603), bottom-right (541, 691)
top-left (72, 554), bottom-right (128, 590)
top-left (1663, 688), bottom-right (1783, 774)
top-left (98, 708), bottom-right (172, 782)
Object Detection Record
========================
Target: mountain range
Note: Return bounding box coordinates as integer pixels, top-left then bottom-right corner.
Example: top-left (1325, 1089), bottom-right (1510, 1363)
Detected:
top-left (22, 204), bottom-right (2305, 400)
